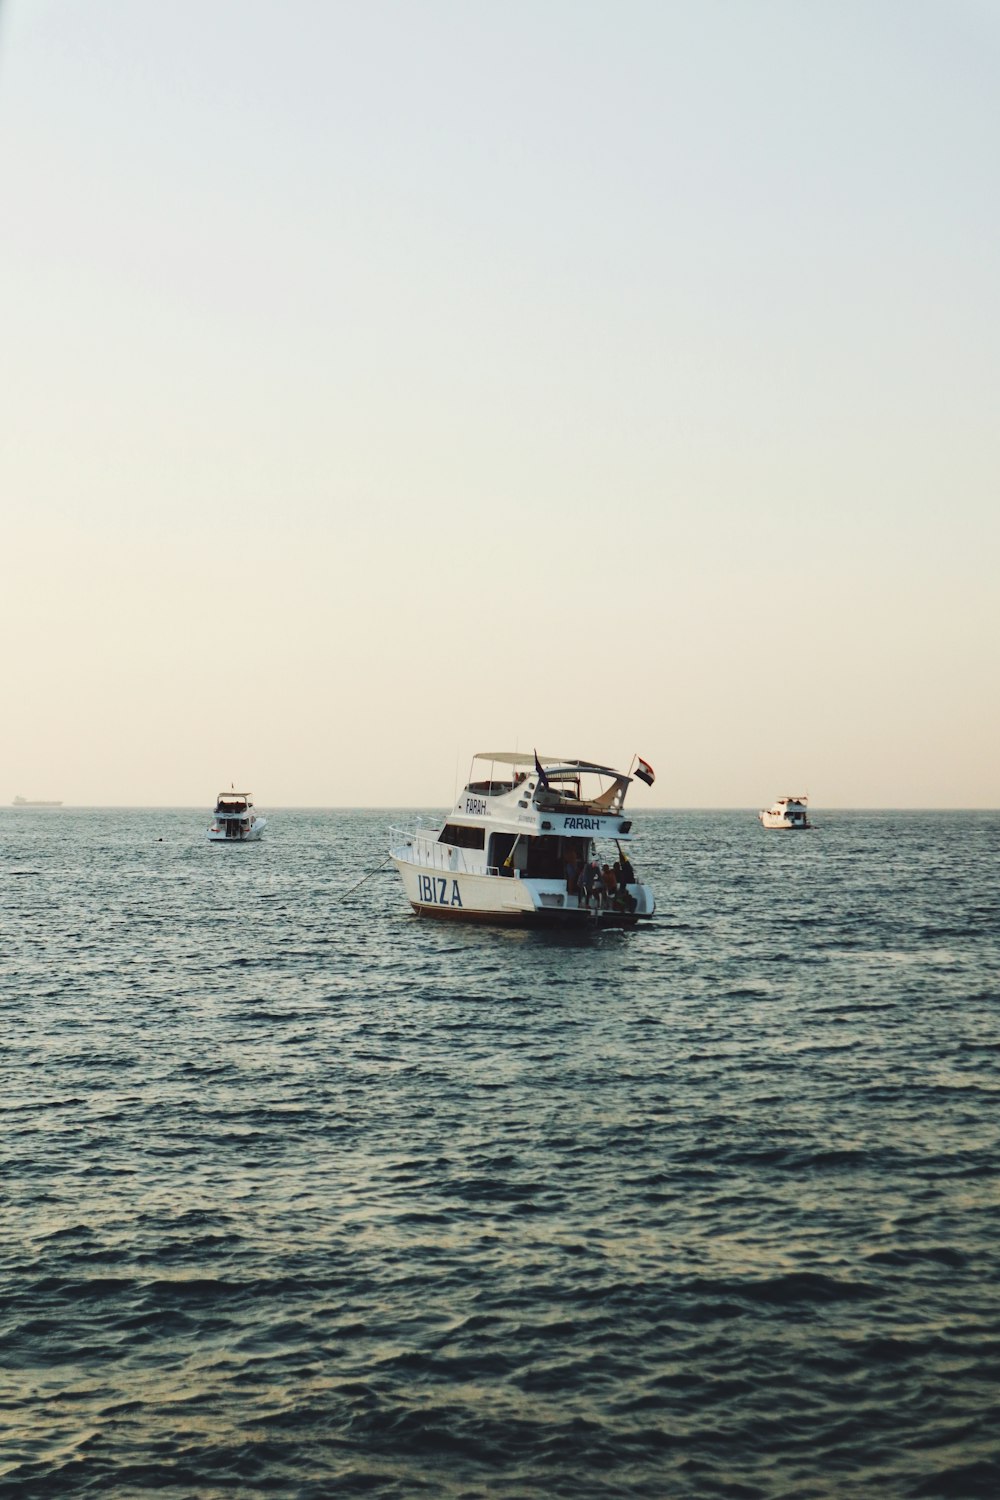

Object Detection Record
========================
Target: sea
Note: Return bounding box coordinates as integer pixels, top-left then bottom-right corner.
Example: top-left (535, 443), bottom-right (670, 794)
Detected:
top-left (2, 808), bottom-right (999, 1499)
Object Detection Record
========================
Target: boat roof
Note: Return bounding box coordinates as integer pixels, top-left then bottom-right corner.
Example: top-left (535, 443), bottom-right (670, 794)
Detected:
top-left (217, 790), bottom-right (252, 797)
top-left (474, 751), bottom-right (628, 779)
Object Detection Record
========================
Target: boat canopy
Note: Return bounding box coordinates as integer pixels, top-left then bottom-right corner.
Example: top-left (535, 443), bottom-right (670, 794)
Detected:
top-left (473, 751), bottom-right (629, 781)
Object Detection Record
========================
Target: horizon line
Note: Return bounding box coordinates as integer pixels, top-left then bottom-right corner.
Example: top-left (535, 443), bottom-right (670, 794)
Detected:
top-left (4, 804), bottom-right (998, 814)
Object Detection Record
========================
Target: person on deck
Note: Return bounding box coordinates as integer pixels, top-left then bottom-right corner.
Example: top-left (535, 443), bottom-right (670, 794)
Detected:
top-left (617, 853), bottom-right (637, 911)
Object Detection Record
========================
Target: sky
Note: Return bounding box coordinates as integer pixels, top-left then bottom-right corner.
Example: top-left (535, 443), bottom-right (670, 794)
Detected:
top-left (1, 0), bottom-right (997, 807)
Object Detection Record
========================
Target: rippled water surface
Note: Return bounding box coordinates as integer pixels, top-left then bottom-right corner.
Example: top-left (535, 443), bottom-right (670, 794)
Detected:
top-left (3, 808), bottom-right (999, 1498)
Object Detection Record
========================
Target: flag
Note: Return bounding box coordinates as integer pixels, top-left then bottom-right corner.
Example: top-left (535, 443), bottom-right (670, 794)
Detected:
top-left (634, 757), bottom-right (655, 787)
top-left (533, 749), bottom-right (549, 789)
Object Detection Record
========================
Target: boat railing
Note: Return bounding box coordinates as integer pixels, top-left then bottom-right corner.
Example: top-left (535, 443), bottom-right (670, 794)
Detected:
top-left (390, 826), bottom-right (499, 877)
top-left (389, 828), bottom-right (458, 868)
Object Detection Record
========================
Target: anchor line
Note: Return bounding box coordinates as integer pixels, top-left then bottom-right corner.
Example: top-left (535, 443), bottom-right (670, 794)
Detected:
top-left (334, 854), bottom-right (393, 903)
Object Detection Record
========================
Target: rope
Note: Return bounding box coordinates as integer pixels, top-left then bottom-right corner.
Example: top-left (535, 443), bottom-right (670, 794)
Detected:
top-left (334, 854), bottom-right (393, 903)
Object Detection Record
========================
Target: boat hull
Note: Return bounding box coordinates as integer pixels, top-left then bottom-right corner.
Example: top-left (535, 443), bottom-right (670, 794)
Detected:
top-left (391, 856), bottom-right (653, 928)
top-left (207, 817), bottom-right (267, 842)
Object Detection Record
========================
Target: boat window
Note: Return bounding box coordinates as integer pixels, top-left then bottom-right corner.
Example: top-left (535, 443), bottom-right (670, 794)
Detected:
top-left (525, 836), bottom-right (563, 879)
top-left (488, 832), bottom-right (518, 873)
top-left (438, 824), bottom-right (485, 850)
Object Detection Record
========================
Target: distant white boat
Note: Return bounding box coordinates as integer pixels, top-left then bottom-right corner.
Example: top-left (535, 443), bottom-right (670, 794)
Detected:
top-left (207, 791), bottom-right (266, 842)
top-left (759, 796), bottom-right (811, 830)
top-left (12, 795), bottom-right (63, 807)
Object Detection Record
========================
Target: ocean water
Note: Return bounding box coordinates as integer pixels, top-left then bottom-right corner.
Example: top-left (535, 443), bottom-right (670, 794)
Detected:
top-left (2, 807), bottom-right (999, 1499)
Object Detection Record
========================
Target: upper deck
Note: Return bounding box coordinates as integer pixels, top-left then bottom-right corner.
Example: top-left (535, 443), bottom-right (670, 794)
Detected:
top-left (446, 752), bottom-right (638, 841)
top-left (215, 792), bottom-right (254, 814)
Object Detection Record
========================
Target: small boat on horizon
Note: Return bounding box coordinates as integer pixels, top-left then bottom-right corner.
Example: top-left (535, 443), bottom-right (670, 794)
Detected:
top-left (759, 795), bottom-right (811, 829)
top-left (207, 791), bottom-right (266, 842)
top-left (389, 751), bottom-right (656, 927)
top-left (12, 795), bottom-right (63, 807)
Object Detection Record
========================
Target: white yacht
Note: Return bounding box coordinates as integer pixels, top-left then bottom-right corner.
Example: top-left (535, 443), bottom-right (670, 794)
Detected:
top-left (759, 796), bottom-right (811, 829)
top-left (390, 752), bottom-right (655, 927)
top-left (207, 791), bottom-right (266, 842)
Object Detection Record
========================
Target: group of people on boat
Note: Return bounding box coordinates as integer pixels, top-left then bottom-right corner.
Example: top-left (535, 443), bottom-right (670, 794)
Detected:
top-left (565, 849), bottom-right (638, 913)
